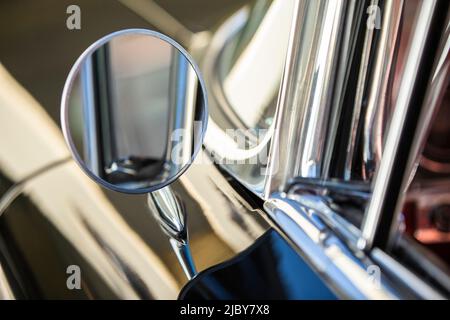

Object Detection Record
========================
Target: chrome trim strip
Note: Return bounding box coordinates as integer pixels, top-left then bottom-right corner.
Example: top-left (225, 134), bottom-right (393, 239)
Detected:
top-left (264, 193), bottom-right (397, 299)
top-left (265, 193), bottom-right (448, 299)
top-left (361, 0), bottom-right (403, 181)
top-left (265, 0), bottom-right (346, 195)
top-left (361, 0), bottom-right (439, 249)
top-left (371, 248), bottom-right (445, 299)
top-left (80, 55), bottom-right (100, 175)
top-left (287, 193), bottom-right (362, 249)
top-left (344, 0), bottom-right (380, 181)
top-left (322, 0), bottom-right (361, 179)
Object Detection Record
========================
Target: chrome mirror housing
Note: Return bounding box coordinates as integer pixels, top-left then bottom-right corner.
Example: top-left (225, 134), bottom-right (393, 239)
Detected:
top-left (61, 29), bottom-right (207, 194)
top-left (61, 29), bottom-right (208, 279)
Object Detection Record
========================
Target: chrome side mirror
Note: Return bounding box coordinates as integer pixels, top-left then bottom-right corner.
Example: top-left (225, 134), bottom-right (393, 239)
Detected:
top-left (61, 29), bottom-right (208, 279)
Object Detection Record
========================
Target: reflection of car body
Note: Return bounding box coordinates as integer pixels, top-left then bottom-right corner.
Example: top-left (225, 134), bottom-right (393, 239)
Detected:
top-left (0, 0), bottom-right (449, 299)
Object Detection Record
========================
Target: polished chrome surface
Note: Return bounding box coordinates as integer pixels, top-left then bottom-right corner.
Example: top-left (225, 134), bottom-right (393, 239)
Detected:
top-left (343, 0), bottom-right (379, 181)
top-left (287, 191), bottom-right (362, 249)
top-left (147, 187), bottom-right (197, 279)
top-left (263, 0), bottom-right (404, 186)
top-left (360, 0), bottom-right (403, 181)
top-left (61, 29), bottom-right (208, 194)
top-left (264, 193), bottom-right (396, 299)
top-left (265, 0), bottom-right (346, 195)
top-left (371, 248), bottom-right (445, 299)
top-left (265, 192), bottom-right (447, 299)
top-left (147, 187), bottom-right (187, 242)
top-left (361, 0), bottom-right (440, 250)
top-left (344, 0), bottom-right (404, 181)
top-left (169, 238), bottom-right (197, 280)
top-left (321, 0), bottom-right (362, 179)
top-left (260, 0), bottom-right (449, 299)
top-left (291, 0), bottom-right (345, 179)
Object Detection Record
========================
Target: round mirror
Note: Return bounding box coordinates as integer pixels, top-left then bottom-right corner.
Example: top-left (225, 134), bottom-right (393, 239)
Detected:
top-left (61, 29), bottom-right (208, 194)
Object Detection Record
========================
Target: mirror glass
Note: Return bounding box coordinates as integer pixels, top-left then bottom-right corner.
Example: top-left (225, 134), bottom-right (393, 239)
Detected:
top-left (61, 30), bottom-right (207, 193)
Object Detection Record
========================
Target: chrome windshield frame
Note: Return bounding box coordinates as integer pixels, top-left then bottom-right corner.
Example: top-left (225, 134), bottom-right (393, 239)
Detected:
top-left (259, 0), bottom-right (449, 299)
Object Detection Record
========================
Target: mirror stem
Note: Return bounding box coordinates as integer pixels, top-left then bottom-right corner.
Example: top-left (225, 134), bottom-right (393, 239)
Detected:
top-left (169, 238), bottom-right (197, 280)
top-left (147, 187), bottom-right (197, 280)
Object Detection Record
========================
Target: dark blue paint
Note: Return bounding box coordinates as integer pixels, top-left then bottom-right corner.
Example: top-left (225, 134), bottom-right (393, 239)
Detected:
top-left (179, 229), bottom-right (337, 300)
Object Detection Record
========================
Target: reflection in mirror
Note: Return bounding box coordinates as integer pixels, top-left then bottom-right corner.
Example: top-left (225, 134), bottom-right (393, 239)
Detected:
top-left (63, 30), bottom-right (207, 193)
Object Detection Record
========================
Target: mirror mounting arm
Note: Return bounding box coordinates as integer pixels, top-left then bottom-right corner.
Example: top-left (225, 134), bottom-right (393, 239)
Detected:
top-left (147, 187), bottom-right (197, 280)
top-left (169, 238), bottom-right (197, 280)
